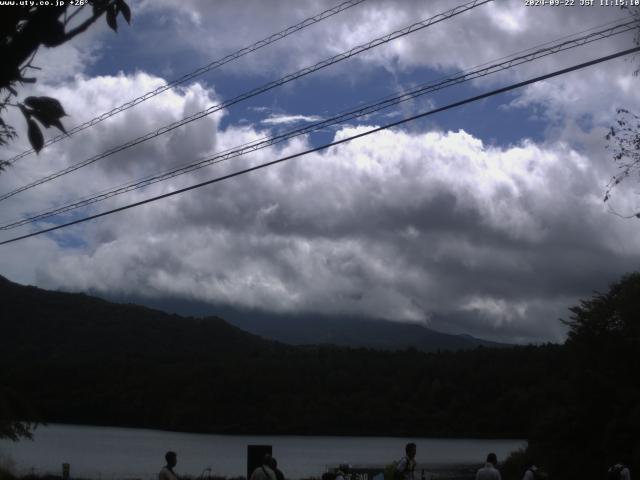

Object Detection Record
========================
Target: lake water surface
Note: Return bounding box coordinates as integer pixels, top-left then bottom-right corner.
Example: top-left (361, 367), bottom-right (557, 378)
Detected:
top-left (0, 424), bottom-right (525, 479)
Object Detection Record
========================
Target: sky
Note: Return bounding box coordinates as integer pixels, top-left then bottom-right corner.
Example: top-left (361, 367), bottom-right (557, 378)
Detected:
top-left (1, 0), bottom-right (640, 344)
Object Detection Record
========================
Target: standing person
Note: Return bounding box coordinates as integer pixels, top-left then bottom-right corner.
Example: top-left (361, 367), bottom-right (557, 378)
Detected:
top-left (608, 462), bottom-right (631, 480)
top-left (269, 457), bottom-right (285, 480)
top-left (250, 454), bottom-right (277, 480)
top-left (522, 465), bottom-right (538, 480)
top-left (395, 443), bottom-right (417, 480)
top-left (475, 453), bottom-right (501, 480)
top-left (159, 451), bottom-right (179, 480)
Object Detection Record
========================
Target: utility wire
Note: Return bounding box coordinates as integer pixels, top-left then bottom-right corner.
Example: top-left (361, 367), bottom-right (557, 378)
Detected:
top-left (335, 14), bottom-right (637, 113)
top-left (0, 0), bottom-right (492, 203)
top-left (2, 45), bottom-right (638, 247)
top-left (5, 0), bottom-right (369, 163)
top-left (1, 19), bottom-right (635, 231)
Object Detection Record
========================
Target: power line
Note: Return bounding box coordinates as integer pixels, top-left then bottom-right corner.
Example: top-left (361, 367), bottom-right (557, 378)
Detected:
top-left (2, 45), bottom-right (638, 247)
top-left (1, 19), bottom-right (634, 231)
top-left (338, 14), bottom-right (636, 112)
top-left (11, 15), bottom-right (629, 225)
top-left (0, 0), bottom-right (492, 203)
top-left (5, 0), bottom-right (369, 163)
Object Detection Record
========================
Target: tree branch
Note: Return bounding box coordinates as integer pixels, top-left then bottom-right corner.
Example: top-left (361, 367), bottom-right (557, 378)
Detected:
top-left (64, 4), bottom-right (86, 28)
top-left (50, 4), bottom-right (109, 47)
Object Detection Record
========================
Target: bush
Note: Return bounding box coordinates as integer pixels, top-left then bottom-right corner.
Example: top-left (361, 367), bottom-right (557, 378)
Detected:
top-left (0, 453), bottom-right (16, 480)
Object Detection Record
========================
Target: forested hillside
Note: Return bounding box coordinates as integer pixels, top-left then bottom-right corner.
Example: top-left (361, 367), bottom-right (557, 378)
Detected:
top-left (2, 273), bottom-right (639, 479)
top-left (0, 275), bottom-right (562, 438)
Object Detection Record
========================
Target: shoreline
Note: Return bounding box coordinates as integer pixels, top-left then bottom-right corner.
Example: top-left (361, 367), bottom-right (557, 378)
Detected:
top-left (1, 425), bottom-right (524, 480)
top-left (11, 422), bottom-right (525, 442)
top-left (1, 467), bottom-right (480, 480)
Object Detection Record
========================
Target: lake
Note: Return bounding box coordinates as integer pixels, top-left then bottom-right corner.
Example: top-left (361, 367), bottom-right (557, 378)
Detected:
top-left (0, 424), bottom-right (525, 479)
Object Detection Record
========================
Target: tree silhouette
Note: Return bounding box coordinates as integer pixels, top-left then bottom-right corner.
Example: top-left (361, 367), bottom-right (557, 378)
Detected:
top-left (0, 0), bottom-right (131, 172)
top-left (604, 7), bottom-right (640, 216)
top-left (563, 271), bottom-right (640, 343)
top-left (0, 386), bottom-right (36, 442)
top-left (524, 272), bottom-right (640, 478)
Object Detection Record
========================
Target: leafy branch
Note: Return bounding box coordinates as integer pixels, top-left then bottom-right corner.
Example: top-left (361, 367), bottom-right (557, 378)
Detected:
top-left (604, 6), bottom-right (640, 217)
top-left (0, 0), bottom-right (131, 165)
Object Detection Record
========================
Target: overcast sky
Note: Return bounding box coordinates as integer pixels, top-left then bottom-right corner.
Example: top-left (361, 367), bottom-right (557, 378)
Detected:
top-left (1, 0), bottom-right (639, 343)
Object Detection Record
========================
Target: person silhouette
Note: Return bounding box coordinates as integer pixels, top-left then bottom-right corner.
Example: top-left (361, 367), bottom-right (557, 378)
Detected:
top-left (475, 453), bottom-right (501, 480)
top-left (159, 451), bottom-right (179, 480)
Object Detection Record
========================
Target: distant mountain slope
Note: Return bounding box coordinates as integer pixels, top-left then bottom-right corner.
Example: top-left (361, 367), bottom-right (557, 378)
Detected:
top-left (0, 275), bottom-right (272, 359)
top-left (113, 295), bottom-right (508, 352)
top-left (225, 314), bottom-right (508, 351)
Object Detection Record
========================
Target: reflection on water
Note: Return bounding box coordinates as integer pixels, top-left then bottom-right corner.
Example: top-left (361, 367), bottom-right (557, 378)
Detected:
top-left (0, 424), bottom-right (525, 480)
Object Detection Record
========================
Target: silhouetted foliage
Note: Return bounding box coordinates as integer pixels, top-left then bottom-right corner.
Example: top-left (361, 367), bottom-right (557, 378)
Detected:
top-left (604, 7), bottom-right (640, 216)
top-left (0, 386), bottom-right (36, 441)
top-left (0, 0), bottom-right (130, 159)
top-left (605, 108), bottom-right (640, 217)
top-left (516, 272), bottom-right (640, 479)
top-left (500, 448), bottom-right (548, 480)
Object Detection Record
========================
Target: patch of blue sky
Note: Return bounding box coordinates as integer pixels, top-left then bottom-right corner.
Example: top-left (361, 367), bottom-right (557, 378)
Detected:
top-left (18, 209), bottom-right (93, 250)
top-left (204, 59), bottom-right (395, 121)
top-left (88, 19), bottom-right (552, 157)
top-left (215, 63), bottom-right (551, 149)
top-left (47, 229), bottom-right (89, 250)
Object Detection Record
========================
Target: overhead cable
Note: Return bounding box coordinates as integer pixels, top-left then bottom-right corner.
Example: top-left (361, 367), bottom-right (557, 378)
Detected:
top-left (2, 45), bottom-right (638, 246)
top-left (1, 19), bottom-right (635, 231)
top-left (0, 0), bottom-right (492, 203)
top-left (4, 0), bottom-right (369, 163)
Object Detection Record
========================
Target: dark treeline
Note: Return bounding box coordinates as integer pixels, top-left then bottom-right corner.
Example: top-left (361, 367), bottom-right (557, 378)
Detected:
top-left (1, 273), bottom-right (639, 479)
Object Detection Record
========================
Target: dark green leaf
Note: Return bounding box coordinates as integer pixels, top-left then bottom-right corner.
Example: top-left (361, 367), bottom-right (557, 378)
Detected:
top-left (106, 4), bottom-right (118, 31)
top-left (30, 110), bottom-right (53, 128)
top-left (41, 20), bottom-right (66, 47)
top-left (18, 104), bottom-right (32, 120)
top-left (27, 118), bottom-right (44, 153)
top-left (24, 96), bottom-right (67, 118)
top-left (49, 118), bottom-right (67, 134)
top-left (117, 0), bottom-right (131, 24)
top-left (24, 97), bottom-right (68, 134)
top-left (29, 110), bottom-right (67, 135)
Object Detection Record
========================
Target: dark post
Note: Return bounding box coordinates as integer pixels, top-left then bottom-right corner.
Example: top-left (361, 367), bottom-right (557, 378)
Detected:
top-left (247, 445), bottom-right (272, 480)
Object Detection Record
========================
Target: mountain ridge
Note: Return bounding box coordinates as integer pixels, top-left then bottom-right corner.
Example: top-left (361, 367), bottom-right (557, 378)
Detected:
top-left (1, 274), bottom-right (508, 352)
top-left (101, 292), bottom-right (509, 352)
top-left (0, 273), bottom-right (559, 438)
